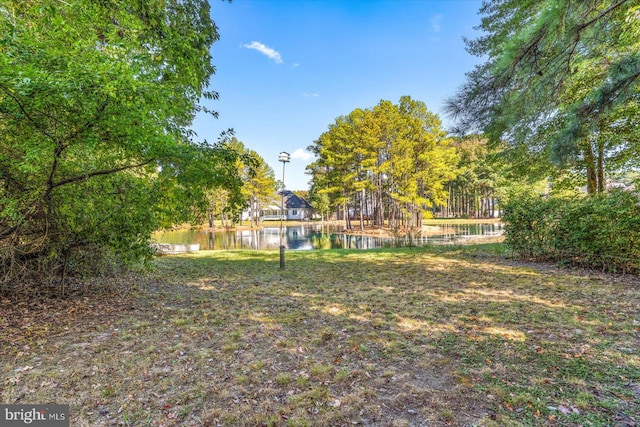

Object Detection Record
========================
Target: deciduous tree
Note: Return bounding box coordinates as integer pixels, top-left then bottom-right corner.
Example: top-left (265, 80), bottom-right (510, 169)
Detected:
top-left (0, 0), bottom-right (237, 290)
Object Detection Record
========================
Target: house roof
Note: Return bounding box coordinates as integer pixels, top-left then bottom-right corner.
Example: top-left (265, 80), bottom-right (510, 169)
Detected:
top-left (277, 190), bottom-right (314, 210)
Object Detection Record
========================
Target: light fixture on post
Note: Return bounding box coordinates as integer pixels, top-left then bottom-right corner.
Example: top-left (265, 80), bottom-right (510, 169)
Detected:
top-left (278, 151), bottom-right (290, 270)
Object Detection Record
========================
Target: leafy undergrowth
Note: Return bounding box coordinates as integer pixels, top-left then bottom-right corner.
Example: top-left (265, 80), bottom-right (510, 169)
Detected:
top-left (1, 246), bottom-right (639, 426)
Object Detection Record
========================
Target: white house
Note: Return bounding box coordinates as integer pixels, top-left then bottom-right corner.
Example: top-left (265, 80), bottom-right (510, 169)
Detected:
top-left (261, 190), bottom-right (314, 221)
top-left (242, 191), bottom-right (314, 222)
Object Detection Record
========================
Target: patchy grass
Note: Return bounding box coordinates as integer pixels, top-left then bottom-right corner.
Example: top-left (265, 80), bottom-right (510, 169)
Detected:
top-left (1, 246), bottom-right (639, 426)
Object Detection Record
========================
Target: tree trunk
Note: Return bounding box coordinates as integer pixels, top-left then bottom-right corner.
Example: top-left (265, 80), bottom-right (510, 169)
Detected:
top-left (490, 189), bottom-right (495, 218)
top-left (597, 137), bottom-right (605, 193)
top-left (451, 185), bottom-right (456, 217)
top-left (375, 176), bottom-right (383, 227)
top-left (389, 203), bottom-right (395, 230)
top-left (344, 201), bottom-right (351, 230)
top-left (582, 141), bottom-right (598, 194)
top-left (249, 196), bottom-right (254, 228)
top-left (367, 190), bottom-right (372, 227)
top-left (359, 190), bottom-right (364, 231)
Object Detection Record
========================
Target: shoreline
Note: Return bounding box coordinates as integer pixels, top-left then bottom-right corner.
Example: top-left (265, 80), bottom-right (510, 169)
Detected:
top-left (160, 218), bottom-right (504, 241)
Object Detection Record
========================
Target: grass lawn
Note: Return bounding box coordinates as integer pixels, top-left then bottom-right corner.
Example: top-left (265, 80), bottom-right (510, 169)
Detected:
top-left (1, 245), bottom-right (638, 426)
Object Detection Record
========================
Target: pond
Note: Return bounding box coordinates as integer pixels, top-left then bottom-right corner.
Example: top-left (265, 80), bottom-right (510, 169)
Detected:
top-left (152, 222), bottom-right (504, 251)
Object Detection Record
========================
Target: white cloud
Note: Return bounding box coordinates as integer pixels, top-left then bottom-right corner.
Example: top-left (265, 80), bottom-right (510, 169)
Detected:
top-left (242, 41), bottom-right (283, 64)
top-left (291, 148), bottom-right (312, 161)
top-left (430, 13), bottom-right (443, 32)
top-left (302, 92), bottom-right (319, 97)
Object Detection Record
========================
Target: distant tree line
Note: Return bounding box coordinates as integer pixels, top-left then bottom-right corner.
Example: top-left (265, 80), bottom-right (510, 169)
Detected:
top-left (308, 96), bottom-right (485, 230)
top-left (439, 136), bottom-right (501, 219)
top-left (305, 97), bottom-right (506, 228)
top-left (205, 138), bottom-right (277, 228)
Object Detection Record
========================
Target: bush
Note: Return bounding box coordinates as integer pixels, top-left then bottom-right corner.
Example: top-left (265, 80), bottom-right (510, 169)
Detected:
top-left (503, 190), bottom-right (640, 273)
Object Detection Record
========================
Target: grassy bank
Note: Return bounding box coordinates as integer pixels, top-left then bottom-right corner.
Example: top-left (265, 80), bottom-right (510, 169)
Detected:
top-left (1, 246), bottom-right (638, 426)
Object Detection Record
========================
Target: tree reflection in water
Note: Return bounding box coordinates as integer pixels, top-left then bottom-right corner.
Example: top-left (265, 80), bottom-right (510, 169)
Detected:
top-left (153, 223), bottom-right (504, 251)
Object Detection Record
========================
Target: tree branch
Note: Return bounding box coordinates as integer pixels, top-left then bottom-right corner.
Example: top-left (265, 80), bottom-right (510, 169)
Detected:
top-left (51, 159), bottom-right (155, 189)
top-left (0, 225), bottom-right (18, 240)
top-left (566, 0), bottom-right (629, 71)
top-left (575, 0), bottom-right (629, 34)
top-left (45, 142), bottom-right (67, 200)
top-left (44, 100), bottom-right (111, 196)
top-left (0, 85), bottom-right (59, 143)
top-left (63, 99), bottom-right (109, 143)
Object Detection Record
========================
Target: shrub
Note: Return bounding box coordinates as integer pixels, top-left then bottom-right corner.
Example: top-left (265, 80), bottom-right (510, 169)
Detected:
top-left (503, 190), bottom-right (640, 273)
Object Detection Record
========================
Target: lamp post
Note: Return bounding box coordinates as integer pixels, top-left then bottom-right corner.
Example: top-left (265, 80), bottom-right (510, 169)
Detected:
top-left (278, 151), bottom-right (290, 270)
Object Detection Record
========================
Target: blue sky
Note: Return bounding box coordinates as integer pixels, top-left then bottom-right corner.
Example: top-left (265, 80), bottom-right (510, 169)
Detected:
top-left (191, 0), bottom-right (484, 191)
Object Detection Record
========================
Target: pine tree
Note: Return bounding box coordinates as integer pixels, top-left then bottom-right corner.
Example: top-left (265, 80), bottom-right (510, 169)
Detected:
top-left (446, 0), bottom-right (640, 193)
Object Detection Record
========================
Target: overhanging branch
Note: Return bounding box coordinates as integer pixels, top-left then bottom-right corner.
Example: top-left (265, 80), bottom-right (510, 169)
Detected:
top-left (51, 159), bottom-right (155, 189)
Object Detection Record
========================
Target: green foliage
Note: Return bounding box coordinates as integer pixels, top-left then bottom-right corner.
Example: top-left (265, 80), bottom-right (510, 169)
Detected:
top-left (307, 187), bottom-right (330, 221)
top-left (503, 190), bottom-right (640, 273)
top-left (307, 96), bottom-right (458, 229)
top-left (447, 0), bottom-right (640, 193)
top-left (442, 135), bottom-right (502, 218)
top-left (204, 138), bottom-right (276, 228)
top-left (0, 0), bottom-right (238, 291)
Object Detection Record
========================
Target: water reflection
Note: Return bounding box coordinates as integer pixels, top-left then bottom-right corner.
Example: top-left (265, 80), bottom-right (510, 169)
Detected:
top-left (152, 222), bottom-right (504, 251)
